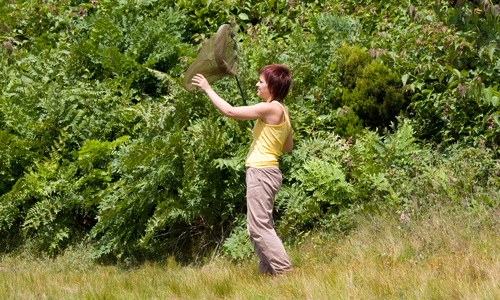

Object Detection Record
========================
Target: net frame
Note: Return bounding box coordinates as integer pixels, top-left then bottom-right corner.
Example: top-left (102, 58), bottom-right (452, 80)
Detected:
top-left (182, 24), bottom-right (238, 92)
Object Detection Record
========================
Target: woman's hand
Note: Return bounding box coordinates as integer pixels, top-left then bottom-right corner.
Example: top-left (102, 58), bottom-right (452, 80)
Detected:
top-left (192, 74), bottom-right (212, 93)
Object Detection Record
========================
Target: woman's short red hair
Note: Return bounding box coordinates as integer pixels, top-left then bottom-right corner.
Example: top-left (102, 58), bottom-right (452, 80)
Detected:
top-left (258, 64), bottom-right (291, 102)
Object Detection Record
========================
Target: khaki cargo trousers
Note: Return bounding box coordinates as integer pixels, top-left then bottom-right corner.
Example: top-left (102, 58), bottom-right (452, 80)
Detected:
top-left (246, 167), bottom-right (292, 274)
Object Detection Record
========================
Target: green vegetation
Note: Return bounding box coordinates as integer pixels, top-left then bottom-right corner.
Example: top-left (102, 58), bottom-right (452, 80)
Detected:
top-left (1, 1), bottom-right (500, 293)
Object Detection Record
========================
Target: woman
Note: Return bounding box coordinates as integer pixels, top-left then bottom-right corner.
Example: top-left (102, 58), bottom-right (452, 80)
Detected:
top-left (192, 64), bottom-right (293, 275)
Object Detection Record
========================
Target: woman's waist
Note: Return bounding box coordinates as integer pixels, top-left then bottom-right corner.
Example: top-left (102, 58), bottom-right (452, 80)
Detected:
top-left (246, 148), bottom-right (279, 166)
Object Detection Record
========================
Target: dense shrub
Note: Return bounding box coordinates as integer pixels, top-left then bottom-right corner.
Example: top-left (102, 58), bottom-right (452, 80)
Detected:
top-left (337, 45), bottom-right (371, 90)
top-left (342, 60), bottom-right (407, 130)
top-left (336, 45), bottom-right (407, 131)
top-left (366, 0), bottom-right (500, 147)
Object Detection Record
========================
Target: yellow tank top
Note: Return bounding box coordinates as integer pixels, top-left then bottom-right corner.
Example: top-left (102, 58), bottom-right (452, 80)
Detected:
top-left (245, 101), bottom-right (291, 168)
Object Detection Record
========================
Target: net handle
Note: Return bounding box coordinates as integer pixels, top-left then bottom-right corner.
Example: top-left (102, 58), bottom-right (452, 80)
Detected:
top-left (235, 75), bottom-right (254, 127)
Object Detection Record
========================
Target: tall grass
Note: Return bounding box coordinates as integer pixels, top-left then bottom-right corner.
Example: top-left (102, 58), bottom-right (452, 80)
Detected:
top-left (2, 198), bottom-right (500, 299)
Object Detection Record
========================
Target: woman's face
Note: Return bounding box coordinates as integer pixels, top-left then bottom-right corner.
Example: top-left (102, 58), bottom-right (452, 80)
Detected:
top-left (256, 74), bottom-right (272, 100)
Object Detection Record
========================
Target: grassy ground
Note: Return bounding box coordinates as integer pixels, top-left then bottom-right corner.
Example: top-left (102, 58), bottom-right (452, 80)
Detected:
top-left (2, 204), bottom-right (500, 299)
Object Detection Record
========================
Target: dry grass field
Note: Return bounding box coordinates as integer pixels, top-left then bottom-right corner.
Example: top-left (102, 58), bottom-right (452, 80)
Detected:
top-left (2, 205), bottom-right (500, 299)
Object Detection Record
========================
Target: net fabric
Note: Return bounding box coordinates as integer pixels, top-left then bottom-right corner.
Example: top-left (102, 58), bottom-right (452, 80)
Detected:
top-left (182, 24), bottom-right (238, 92)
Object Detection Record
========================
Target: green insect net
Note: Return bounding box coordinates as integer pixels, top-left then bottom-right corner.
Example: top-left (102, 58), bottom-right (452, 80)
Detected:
top-left (182, 24), bottom-right (238, 92)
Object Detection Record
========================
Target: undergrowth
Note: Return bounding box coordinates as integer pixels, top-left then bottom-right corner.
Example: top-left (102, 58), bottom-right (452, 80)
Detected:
top-left (1, 0), bottom-right (500, 263)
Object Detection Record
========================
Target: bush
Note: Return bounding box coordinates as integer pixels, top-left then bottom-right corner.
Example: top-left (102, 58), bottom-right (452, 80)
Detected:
top-left (337, 44), bottom-right (371, 90)
top-left (337, 45), bottom-right (407, 130)
top-left (343, 60), bottom-right (407, 130)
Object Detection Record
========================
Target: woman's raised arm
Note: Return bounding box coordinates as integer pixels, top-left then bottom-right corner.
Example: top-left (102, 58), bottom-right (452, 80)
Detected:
top-left (192, 74), bottom-right (280, 121)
